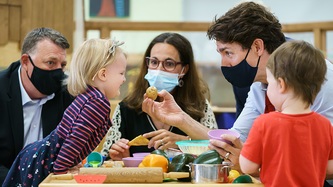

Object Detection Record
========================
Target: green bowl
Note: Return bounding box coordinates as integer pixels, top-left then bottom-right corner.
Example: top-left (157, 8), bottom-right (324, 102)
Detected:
top-left (176, 140), bottom-right (210, 155)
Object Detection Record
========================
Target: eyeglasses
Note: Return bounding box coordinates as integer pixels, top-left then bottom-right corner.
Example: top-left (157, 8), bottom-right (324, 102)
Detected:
top-left (145, 57), bottom-right (183, 72)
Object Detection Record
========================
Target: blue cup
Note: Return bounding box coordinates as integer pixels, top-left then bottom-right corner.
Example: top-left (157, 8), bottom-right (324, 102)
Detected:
top-left (86, 152), bottom-right (104, 167)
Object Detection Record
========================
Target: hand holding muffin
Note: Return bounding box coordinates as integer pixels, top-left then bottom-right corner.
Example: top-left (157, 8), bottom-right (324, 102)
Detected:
top-left (146, 86), bottom-right (158, 100)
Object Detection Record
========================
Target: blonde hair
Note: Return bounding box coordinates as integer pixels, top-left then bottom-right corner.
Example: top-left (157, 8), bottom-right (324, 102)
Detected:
top-left (66, 38), bottom-right (124, 96)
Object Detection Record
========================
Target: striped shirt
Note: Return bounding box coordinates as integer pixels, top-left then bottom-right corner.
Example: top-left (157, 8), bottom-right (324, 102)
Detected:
top-left (53, 86), bottom-right (111, 173)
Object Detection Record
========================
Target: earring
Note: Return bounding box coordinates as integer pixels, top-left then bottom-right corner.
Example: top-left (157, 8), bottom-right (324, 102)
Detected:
top-left (178, 78), bottom-right (184, 87)
top-left (178, 68), bottom-right (185, 87)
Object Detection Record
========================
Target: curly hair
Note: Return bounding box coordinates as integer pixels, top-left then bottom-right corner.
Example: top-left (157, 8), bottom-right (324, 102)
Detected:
top-left (207, 2), bottom-right (285, 53)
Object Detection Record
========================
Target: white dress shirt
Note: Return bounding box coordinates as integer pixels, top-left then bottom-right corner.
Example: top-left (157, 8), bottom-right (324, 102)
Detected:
top-left (18, 67), bottom-right (54, 147)
top-left (231, 59), bottom-right (333, 142)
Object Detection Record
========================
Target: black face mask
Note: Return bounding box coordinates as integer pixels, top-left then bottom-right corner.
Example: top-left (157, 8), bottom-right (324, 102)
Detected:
top-left (27, 56), bottom-right (65, 95)
top-left (221, 49), bottom-right (261, 88)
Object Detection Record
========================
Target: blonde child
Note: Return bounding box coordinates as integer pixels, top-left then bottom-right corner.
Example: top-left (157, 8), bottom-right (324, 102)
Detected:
top-left (240, 40), bottom-right (333, 187)
top-left (4, 38), bottom-right (127, 186)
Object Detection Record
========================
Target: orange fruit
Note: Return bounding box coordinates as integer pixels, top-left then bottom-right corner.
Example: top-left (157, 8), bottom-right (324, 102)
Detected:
top-left (138, 154), bottom-right (168, 172)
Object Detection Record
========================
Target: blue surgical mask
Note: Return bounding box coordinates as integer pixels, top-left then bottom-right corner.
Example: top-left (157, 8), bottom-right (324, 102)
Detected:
top-left (221, 49), bottom-right (261, 88)
top-left (144, 69), bottom-right (179, 92)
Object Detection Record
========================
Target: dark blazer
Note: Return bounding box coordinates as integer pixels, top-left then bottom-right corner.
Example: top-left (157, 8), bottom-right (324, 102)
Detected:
top-left (0, 61), bottom-right (74, 169)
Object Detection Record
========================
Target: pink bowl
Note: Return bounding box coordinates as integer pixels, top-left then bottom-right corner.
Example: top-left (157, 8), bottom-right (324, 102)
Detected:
top-left (132, 152), bottom-right (150, 158)
top-left (208, 129), bottom-right (240, 145)
top-left (122, 157), bottom-right (143, 167)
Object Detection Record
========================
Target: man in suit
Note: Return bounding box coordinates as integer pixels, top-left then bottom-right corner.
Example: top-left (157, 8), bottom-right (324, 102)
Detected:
top-left (0, 27), bottom-right (74, 184)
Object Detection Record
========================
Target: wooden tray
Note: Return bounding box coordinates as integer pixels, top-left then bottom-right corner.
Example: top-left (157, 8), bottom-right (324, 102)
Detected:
top-left (40, 173), bottom-right (264, 187)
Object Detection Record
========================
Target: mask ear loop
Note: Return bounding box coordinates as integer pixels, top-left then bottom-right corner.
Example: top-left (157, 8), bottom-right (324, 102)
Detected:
top-left (178, 67), bottom-right (185, 87)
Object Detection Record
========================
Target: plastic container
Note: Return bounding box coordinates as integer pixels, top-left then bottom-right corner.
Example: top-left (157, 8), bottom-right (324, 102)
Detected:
top-left (86, 152), bottom-right (104, 167)
top-left (122, 157), bottom-right (144, 167)
top-left (74, 174), bottom-right (107, 184)
top-left (175, 140), bottom-right (210, 155)
top-left (208, 129), bottom-right (240, 145)
top-left (132, 152), bottom-right (150, 158)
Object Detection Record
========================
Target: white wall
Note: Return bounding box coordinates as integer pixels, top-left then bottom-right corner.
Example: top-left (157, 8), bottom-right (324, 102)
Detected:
top-left (180, 0), bottom-right (333, 106)
top-left (182, 0), bottom-right (333, 62)
top-left (75, 0), bottom-right (333, 61)
top-left (183, 0), bottom-right (333, 23)
top-left (77, 0), bottom-right (183, 55)
top-left (73, 0), bottom-right (333, 107)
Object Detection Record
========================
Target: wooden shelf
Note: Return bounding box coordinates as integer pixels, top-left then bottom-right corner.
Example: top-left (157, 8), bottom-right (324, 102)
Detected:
top-left (84, 20), bottom-right (333, 56)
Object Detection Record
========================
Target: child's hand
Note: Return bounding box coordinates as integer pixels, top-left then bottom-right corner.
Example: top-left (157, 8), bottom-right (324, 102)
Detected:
top-left (109, 138), bottom-right (130, 161)
top-left (68, 163), bottom-right (83, 174)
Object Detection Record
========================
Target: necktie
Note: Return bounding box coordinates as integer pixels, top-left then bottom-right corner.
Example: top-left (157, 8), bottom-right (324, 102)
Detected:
top-left (264, 93), bottom-right (275, 113)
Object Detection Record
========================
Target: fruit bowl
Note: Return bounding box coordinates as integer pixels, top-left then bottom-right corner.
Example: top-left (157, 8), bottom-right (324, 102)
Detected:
top-left (175, 140), bottom-right (210, 155)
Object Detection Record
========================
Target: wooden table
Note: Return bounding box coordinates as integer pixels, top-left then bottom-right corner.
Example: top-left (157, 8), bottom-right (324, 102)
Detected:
top-left (40, 173), bottom-right (264, 187)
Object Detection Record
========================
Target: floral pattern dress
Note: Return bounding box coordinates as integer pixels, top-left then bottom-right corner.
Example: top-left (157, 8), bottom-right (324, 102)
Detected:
top-left (101, 99), bottom-right (217, 157)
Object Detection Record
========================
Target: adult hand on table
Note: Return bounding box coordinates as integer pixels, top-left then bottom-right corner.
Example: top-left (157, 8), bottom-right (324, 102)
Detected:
top-left (109, 138), bottom-right (130, 161)
top-left (209, 134), bottom-right (243, 172)
top-left (143, 129), bottom-right (187, 150)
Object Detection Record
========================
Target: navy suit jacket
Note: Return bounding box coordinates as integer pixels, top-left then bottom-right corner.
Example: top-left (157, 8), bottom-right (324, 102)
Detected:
top-left (0, 61), bottom-right (74, 168)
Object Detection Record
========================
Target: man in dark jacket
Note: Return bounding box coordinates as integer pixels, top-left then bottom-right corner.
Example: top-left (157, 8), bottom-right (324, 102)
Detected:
top-left (0, 27), bottom-right (74, 184)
